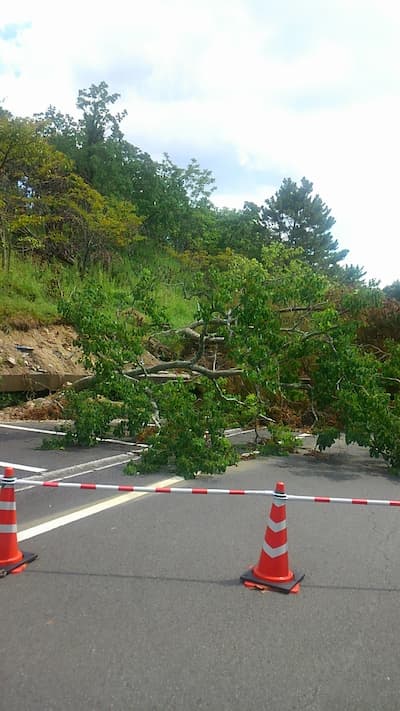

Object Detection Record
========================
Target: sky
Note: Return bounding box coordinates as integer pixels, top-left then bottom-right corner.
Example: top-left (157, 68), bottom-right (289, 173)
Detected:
top-left (1, 0), bottom-right (399, 285)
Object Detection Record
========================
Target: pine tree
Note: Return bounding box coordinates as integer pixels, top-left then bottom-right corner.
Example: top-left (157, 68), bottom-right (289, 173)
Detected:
top-left (261, 177), bottom-right (348, 275)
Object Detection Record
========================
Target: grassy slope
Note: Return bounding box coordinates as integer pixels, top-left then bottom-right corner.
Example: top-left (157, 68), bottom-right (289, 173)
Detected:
top-left (0, 247), bottom-right (196, 330)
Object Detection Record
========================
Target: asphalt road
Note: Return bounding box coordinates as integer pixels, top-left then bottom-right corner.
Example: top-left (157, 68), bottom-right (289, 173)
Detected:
top-left (2, 429), bottom-right (400, 711)
top-left (0, 420), bottom-right (142, 473)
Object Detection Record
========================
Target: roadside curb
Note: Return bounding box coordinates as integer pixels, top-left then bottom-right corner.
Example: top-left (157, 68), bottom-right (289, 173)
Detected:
top-left (40, 452), bottom-right (140, 480)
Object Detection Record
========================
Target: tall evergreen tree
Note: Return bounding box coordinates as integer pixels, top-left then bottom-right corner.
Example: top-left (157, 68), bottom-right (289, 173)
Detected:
top-left (261, 177), bottom-right (348, 276)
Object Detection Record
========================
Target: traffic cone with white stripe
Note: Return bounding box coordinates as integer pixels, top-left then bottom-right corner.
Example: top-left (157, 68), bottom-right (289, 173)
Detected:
top-left (0, 467), bottom-right (37, 576)
top-left (241, 481), bottom-right (304, 593)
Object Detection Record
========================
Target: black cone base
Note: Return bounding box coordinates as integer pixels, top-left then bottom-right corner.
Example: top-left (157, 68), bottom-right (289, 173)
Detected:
top-left (240, 567), bottom-right (304, 594)
top-left (0, 551), bottom-right (38, 578)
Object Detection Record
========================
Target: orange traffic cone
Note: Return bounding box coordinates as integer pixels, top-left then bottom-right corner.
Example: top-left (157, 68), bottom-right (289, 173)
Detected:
top-left (0, 467), bottom-right (37, 576)
top-left (241, 481), bottom-right (304, 593)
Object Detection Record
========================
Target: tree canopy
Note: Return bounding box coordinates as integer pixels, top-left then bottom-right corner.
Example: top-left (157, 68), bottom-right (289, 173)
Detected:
top-left (260, 177), bottom-right (347, 275)
top-left (0, 111), bottom-right (142, 272)
top-left (57, 243), bottom-right (400, 476)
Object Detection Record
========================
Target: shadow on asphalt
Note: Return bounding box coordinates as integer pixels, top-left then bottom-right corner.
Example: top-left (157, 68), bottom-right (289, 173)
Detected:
top-left (21, 568), bottom-right (400, 593)
top-left (22, 568), bottom-right (239, 586)
top-left (272, 447), bottom-right (400, 484)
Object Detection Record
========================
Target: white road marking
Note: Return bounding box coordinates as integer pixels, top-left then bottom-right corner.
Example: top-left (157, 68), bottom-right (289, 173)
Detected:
top-left (0, 460), bottom-right (47, 473)
top-left (53, 469), bottom-right (94, 480)
top-left (1, 421), bottom-right (312, 448)
top-left (92, 458), bottom-right (138, 471)
top-left (15, 455), bottom-right (139, 492)
top-left (17, 475), bottom-right (183, 541)
top-left (99, 437), bottom-right (147, 447)
top-left (0, 423), bottom-right (63, 436)
top-left (0, 422), bottom-right (142, 446)
top-left (225, 428), bottom-right (313, 439)
top-left (15, 469), bottom-right (96, 492)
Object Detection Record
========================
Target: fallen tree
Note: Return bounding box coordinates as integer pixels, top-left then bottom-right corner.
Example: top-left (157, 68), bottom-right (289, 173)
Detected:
top-left (58, 245), bottom-right (400, 476)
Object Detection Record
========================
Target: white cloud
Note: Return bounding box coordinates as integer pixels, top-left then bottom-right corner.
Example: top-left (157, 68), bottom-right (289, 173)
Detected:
top-left (212, 184), bottom-right (276, 210)
top-left (1, 0), bottom-right (400, 284)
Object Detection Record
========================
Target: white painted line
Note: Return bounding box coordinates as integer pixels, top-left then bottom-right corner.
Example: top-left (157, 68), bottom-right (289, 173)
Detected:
top-left (18, 469), bottom-right (96, 489)
top-left (54, 469), bottom-right (94, 481)
top-left (15, 472), bottom-right (48, 492)
top-left (100, 437), bottom-right (146, 447)
top-left (0, 460), bottom-right (47, 473)
top-left (15, 456), bottom-right (138, 492)
top-left (15, 473), bottom-right (47, 482)
top-left (17, 475), bottom-right (183, 541)
top-left (225, 429), bottom-right (313, 440)
top-left (0, 422), bottom-right (144, 447)
top-left (16, 469), bottom-right (96, 492)
top-left (37, 457), bottom-right (134, 482)
top-left (0, 423), bottom-right (62, 436)
top-left (93, 458), bottom-right (138, 471)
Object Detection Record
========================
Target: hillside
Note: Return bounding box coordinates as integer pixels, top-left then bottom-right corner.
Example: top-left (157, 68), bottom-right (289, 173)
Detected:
top-left (2, 89), bottom-right (400, 472)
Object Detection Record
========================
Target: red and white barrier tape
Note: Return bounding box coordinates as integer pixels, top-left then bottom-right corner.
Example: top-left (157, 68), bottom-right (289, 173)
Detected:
top-left (15, 479), bottom-right (272, 496)
top-left (11, 478), bottom-right (400, 506)
top-left (286, 493), bottom-right (400, 506)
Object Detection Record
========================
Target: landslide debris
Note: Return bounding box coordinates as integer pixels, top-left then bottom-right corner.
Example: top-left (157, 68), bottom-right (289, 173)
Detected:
top-left (0, 324), bottom-right (86, 377)
top-left (0, 323), bottom-right (161, 421)
top-left (0, 324), bottom-right (85, 421)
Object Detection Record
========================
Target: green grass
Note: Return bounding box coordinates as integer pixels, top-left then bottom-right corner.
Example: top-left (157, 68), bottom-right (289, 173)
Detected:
top-left (0, 257), bottom-right (61, 326)
top-left (158, 284), bottom-right (197, 327)
top-left (0, 248), bottom-right (198, 330)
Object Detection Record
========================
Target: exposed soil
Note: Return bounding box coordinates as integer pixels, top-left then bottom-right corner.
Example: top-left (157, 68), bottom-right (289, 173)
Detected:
top-left (0, 324), bottom-right (161, 421)
top-left (0, 393), bottom-right (67, 421)
top-left (0, 324), bottom-right (86, 377)
top-left (0, 324), bottom-right (85, 420)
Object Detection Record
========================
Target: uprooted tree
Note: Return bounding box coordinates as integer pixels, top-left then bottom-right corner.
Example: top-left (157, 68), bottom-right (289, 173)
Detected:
top-left (57, 244), bottom-right (400, 477)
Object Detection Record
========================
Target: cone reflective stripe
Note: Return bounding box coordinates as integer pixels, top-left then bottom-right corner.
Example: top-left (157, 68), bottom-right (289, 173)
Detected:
top-left (241, 481), bottom-right (304, 593)
top-left (0, 467), bottom-right (37, 576)
top-left (253, 485), bottom-right (292, 583)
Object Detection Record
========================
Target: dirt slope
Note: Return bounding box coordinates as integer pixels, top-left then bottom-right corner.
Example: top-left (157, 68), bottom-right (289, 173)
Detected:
top-left (0, 325), bottom-right (85, 420)
top-left (0, 324), bottom-right (162, 421)
top-left (0, 325), bottom-right (86, 377)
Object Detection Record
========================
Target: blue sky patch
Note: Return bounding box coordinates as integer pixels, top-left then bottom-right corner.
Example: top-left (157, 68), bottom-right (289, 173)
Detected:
top-left (0, 22), bottom-right (31, 41)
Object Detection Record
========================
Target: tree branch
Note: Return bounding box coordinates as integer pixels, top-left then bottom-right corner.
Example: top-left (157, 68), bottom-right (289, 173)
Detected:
top-left (213, 379), bottom-right (246, 406)
top-left (124, 360), bottom-right (243, 380)
top-left (190, 323), bottom-right (207, 365)
top-left (155, 317), bottom-right (230, 339)
top-left (278, 303), bottom-right (327, 313)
